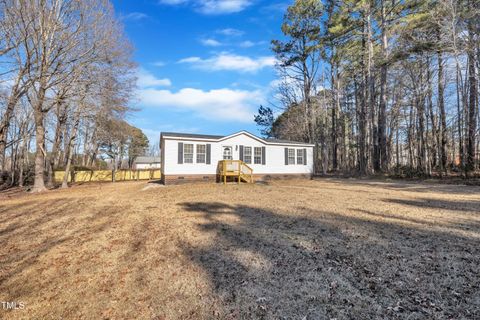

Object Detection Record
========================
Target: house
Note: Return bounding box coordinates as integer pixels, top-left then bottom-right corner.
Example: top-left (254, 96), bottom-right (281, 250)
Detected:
top-left (160, 131), bottom-right (314, 185)
top-left (133, 156), bottom-right (161, 169)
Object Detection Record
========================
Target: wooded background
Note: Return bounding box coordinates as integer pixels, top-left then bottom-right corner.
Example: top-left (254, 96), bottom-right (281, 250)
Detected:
top-left (256, 0), bottom-right (479, 178)
top-left (0, 0), bottom-right (151, 192)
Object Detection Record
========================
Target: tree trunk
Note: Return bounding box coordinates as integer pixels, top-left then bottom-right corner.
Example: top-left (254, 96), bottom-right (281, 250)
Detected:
top-left (428, 69), bottom-right (438, 170)
top-left (321, 142), bottom-right (328, 175)
top-left (437, 50), bottom-right (448, 173)
top-left (417, 94), bottom-right (427, 174)
top-left (455, 61), bottom-right (465, 171)
top-left (466, 18), bottom-right (478, 172)
top-left (377, 0), bottom-right (388, 172)
top-left (366, 8), bottom-right (377, 173)
top-left (47, 104), bottom-right (68, 187)
top-left (62, 112), bottom-right (81, 189)
top-left (466, 30), bottom-right (477, 172)
top-left (407, 105), bottom-right (414, 168)
top-left (331, 60), bottom-right (338, 171)
top-left (395, 124), bottom-right (400, 167)
top-left (18, 132), bottom-right (29, 188)
top-left (112, 155), bottom-right (117, 182)
top-left (32, 109), bottom-right (47, 192)
top-left (358, 20), bottom-right (368, 175)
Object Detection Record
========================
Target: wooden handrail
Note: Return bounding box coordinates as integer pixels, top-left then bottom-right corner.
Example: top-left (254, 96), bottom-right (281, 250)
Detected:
top-left (242, 162), bottom-right (253, 173)
top-left (219, 160), bottom-right (254, 184)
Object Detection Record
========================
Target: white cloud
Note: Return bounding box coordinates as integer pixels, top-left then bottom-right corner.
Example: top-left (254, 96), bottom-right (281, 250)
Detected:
top-left (178, 57), bottom-right (202, 63)
top-left (178, 53), bottom-right (276, 73)
top-left (216, 28), bottom-right (244, 36)
top-left (138, 87), bottom-right (264, 122)
top-left (137, 69), bottom-right (171, 88)
top-left (158, 0), bottom-right (188, 4)
top-left (152, 61), bottom-right (166, 67)
top-left (260, 2), bottom-right (290, 13)
top-left (122, 12), bottom-right (149, 21)
top-left (239, 40), bottom-right (265, 48)
top-left (200, 38), bottom-right (223, 47)
top-left (159, 0), bottom-right (252, 14)
top-left (197, 0), bottom-right (252, 14)
top-left (239, 40), bottom-right (255, 48)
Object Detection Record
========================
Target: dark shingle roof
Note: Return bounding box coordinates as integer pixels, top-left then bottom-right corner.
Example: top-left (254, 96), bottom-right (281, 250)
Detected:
top-left (160, 131), bottom-right (313, 146)
top-left (161, 132), bottom-right (224, 139)
top-left (265, 138), bottom-right (311, 145)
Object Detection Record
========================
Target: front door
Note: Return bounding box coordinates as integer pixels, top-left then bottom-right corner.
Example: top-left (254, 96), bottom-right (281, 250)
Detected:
top-left (222, 146), bottom-right (233, 160)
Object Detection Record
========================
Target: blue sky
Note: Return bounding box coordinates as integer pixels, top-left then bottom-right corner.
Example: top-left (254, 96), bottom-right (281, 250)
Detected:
top-left (112, 0), bottom-right (290, 145)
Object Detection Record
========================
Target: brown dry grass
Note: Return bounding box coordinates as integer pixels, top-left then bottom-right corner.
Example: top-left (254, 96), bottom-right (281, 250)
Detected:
top-left (0, 179), bottom-right (479, 319)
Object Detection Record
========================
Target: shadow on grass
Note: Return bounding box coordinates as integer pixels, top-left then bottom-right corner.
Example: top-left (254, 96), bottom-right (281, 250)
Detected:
top-left (322, 178), bottom-right (480, 195)
top-left (178, 201), bottom-right (480, 319)
top-left (147, 179), bottom-right (163, 184)
top-left (383, 198), bottom-right (480, 213)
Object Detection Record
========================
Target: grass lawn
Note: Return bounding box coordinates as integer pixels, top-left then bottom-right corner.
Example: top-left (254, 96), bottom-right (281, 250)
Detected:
top-left (1, 179), bottom-right (479, 319)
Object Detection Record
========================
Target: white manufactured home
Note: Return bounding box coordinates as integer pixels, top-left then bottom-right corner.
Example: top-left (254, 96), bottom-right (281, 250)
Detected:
top-left (160, 131), bottom-right (314, 185)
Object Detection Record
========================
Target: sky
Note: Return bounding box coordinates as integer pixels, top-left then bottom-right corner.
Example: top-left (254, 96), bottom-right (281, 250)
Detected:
top-left (111, 0), bottom-right (290, 145)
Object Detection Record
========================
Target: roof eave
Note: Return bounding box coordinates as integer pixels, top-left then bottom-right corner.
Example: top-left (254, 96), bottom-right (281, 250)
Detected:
top-left (161, 131), bottom-right (315, 146)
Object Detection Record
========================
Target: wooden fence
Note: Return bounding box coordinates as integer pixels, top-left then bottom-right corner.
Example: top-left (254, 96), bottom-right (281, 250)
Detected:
top-left (54, 169), bottom-right (161, 183)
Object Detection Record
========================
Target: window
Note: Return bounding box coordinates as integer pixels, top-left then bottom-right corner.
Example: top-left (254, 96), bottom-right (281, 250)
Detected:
top-left (184, 144), bottom-right (194, 163)
top-left (196, 144), bottom-right (206, 163)
top-left (244, 146), bottom-right (252, 164)
top-left (223, 146), bottom-right (232, 160)
top-left (288, 148), bottom-right (295, 165)
top-left (254, 147), bottom-right (262, 164)
top-left (297, 149), bottom-right (304, 165)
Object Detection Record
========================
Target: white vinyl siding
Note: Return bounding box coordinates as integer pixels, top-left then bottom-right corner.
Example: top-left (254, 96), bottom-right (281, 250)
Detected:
top-left (161, 133), bottom-right (313, 176)
top-left (184, 144), bottom-right (194, 163)
top-left (297, 149), bottom-right (304, 165)
top-left (287, 148), bottom-right (295, 165)
top-left (196, 144), bottom-right (206, 163)
top-left (254, 147), bottom-right (262, 164)
top-left (244, 146), bottom-right (252, 164)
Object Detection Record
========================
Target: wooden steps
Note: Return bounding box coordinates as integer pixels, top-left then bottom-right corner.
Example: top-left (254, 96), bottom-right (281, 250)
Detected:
top-left (219, 160), bottom-right (254, 184)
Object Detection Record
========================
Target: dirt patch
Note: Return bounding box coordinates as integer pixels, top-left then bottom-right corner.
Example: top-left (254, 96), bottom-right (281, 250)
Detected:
top-left (1, 179), bottom-right (479, 319)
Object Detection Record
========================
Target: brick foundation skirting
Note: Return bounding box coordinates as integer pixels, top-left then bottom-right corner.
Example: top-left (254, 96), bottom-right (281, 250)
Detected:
top-left (161, 173), bottom-right (311, 185)
top-left (162, 174), bottom-right (217, 185)
top-left (255, 173), bottom-right (312, 181)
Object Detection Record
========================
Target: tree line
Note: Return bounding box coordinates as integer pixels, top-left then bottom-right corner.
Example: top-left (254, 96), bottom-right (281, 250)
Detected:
top-left (0, 0), bottom-right (148, 192)
top-left (256, 0), bottom-right (479, 178)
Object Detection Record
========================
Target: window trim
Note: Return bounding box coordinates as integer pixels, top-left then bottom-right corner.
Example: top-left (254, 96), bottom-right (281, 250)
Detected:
top-left (254, 147), bottom-right (262, 164)
top-left (288, 148), bottom-right (295, 165)
top-left (296, 149), bottom-right (304, 165)
top-left (183, 143), bottom-right (194, 164)
top-left (196, 144), bottom-right (206, 164)
top-left (244, 146), bottom-right (252, 164)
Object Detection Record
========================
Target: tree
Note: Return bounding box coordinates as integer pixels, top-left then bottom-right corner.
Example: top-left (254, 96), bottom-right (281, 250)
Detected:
top-left (127, 126), bottom-right (149, 168)
top-left (259, 0), bottom-right (480, 178)
top-left (0, 0), bottom-right (136, 191)
top-left (465, 0), bottom-right (478, 173)
top-left (272, 0), bottom-right (323, 145)
top-left (0, 1), bottom-right (31, 179)
top-left (254, 106), bottom-right (275, 138)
